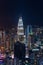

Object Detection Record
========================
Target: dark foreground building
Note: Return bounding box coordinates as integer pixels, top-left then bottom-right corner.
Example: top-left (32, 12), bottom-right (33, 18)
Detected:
top-left (14, 41), bottom-right (25, 60)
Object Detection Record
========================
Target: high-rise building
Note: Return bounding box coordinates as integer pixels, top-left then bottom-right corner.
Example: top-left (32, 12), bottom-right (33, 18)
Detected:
top-left (10, 27), bottom-right (15, 50)
top-left (25, 25), bottom-right (33, 49)
top-left (0, 30), bottom-right (6, 52)
top-left (0, 30), bottom-right (6, 46)
top-left (17, 17), bottom-right (24, 42)
top-left (17, 17), bottom-right (24, 35)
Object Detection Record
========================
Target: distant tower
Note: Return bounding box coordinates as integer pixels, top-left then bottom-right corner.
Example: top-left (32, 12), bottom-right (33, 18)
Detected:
top-left (17, 17), bottom-right (24, 42)
top-left (25, 25), bottom-right (33, 49)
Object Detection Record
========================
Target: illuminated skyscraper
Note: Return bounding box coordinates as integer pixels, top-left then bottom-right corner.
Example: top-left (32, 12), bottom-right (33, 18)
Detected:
top-left (25, 25), bottom-right (33, 49)
top-left (17, 17), bottom-right (24, 42)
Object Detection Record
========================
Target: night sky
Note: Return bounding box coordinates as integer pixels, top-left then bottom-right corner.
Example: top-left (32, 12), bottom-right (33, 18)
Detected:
top-left (0, 0), bottom-right (43, 28)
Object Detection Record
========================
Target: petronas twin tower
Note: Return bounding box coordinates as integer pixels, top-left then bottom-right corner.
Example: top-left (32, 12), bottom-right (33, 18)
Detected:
top-left (17, 17), bottom-right (24, 42)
